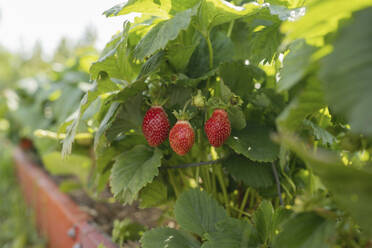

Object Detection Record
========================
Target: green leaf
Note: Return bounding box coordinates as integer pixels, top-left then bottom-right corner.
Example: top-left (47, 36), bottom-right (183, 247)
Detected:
top-left (166, 85), bottom-right (193, 108)
top-left (196, 0), bottom-right (261, 34)
top-left (134, 6), bottom-right (198, 60)
top-left (106, 95), bottom-right (144, 142)
top-left (111, 79), bottom-right (147, 102)
top-left (110, 145), bottom-right (163, 204)
top-left (137, 50), bottom-right (165, 79)
top-left (51, 85), bottom-right (84, 124)
top-left (61, 77), bottom-right (119, 157)
top-left (279, 132), bottom-right (372, 236)
top-left (253, 200), bottom-right (274, 243)
top-left (94, 140), bottom-right (117, 192)
top-left (224, 155), bottom-right (274, 188)
top-left (187, 31), bottom-right (234, 78)
top-left (247, 22), bottom-right (284, 64)
top-left (169, 0), bottom-right (201, 14)
top-left (202, 217), bottom-right (259, 248)
top-left (167, 27), bottom-right (201, 72)
top-left (226, 123), bottom-right (279, 162)
top-left (277, 78), bottom-right (325, 131)
top-left (112, 219), bottom-right (146, 245)
top-left (174, 189), bottom-right (227, 236)
top-left (273, 212), bottom-right (335, 248)
top-left (139, 178), bottom-right (168, 209)
top-left (94, 102), bottom-right (120, 149)
top-left (94, 134), bottom-right (148, 193)
top-left (277, 40), bottom-right (317, 92)
top-left (103, 0), bottom-right (170, 18)
top-left (141, 228), bottom-right (201, 248)
top-left (303, 119), bottom-right (335, 146)
top-left (320, 8), bottom-right (372, 136)
top-left (281, 0), bottom-right (372, 44)
top-left (265, 0), bottom-right (305, 8)
top-left (227, 106), bottom-right (246, 130)
top-left (220, 62), bottom-right (265, 99)
top-left (90, 22), bottom-right (140, 81)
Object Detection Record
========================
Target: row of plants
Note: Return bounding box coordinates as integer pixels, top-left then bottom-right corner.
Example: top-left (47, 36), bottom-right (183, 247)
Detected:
top-left (2, 0), bottom-right (372, 247)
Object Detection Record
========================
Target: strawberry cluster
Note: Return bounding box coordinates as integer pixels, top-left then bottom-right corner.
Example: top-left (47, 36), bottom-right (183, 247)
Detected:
top-left (142, 107), bottom-right (231, 155)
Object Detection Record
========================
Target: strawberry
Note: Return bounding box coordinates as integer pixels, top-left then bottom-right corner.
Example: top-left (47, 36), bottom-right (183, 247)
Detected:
top-left (142, 106), bottom-right (170, 147)
top-left (169, 120), bottom-right (195, 155)
top-left (205, 109), bottom-right (231, 147)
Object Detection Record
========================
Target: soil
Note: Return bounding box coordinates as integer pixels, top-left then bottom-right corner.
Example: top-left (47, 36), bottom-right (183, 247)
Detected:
top-left (49, 174), bottom-right (171, 248)
top-left (21, 144), bottom-right (173, 247)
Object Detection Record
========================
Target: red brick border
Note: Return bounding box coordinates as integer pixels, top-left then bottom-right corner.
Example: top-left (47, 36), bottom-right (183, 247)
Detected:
top-left (13, 147), bottom-right (117, 248)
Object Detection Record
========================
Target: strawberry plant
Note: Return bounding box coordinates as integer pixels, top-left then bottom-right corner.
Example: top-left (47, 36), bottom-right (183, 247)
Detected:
top-left (59, 0), bottom-right (372, 246)
top-left (0, 0), bottom-right (368, 247)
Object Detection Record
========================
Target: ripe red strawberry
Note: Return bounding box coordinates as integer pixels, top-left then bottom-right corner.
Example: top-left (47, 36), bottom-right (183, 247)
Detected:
top-left (205, 109), bottom-right (231, 147)
top-left (169, 120), bottom-right (195, 155)
top-left (142, 106), bottom-right (170, 147)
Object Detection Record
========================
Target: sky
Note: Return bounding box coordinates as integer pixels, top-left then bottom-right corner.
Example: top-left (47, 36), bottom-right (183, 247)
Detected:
top-left (0, 0), bottom-right (129, 56)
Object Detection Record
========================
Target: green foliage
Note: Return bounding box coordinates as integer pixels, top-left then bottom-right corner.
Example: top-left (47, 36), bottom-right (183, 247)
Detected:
top-left (224, 155), bottom-right (274, 188)
top-left (111, 145), bottom-right (163, 204)
top-left (226, 123), bottom-right (279, 162)
top-left (112, 218), bottom-right (147, 246)
top-left (141, 228), bottom-right (201, 248)
top-left (277, 78), bottom-right (325, 131)
top-left (279, 132), bottom-right (372, 236)
top-left (174, 189), bottom-right (227, 236)
top-left (139, 178), bottom-right (168, 208)
top-left (277, 40), bottom-right (317, 92)
top-left (134, 5), bottom-right (199, 60)
top-left (320, 8), bottom-right (372, 136)
top-left (202, 217), bottom-right (259, 248)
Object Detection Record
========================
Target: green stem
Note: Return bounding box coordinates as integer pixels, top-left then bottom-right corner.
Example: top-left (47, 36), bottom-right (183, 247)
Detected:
top-left (249, 188), bottom-right (256, 209)
top-left (168, 170), bottom-right (180, 197)
top-left (205, 34), bottom-right (214, 70)
top-left (182, 99), bottom-right (192, 115)
top-left (195, 166), bottom-right (200, 187)
top-left (227, 20), bottom-right (235, 38)
top-left (238, 188), bottom-right (250, 219)
top-left (211, 166), bottom-right (217, 197)
top-left (216, 165), bottom-right (230, 215)
top-left (230, 205), bottom-right (251, 218)
top-left (202, 166), bottom-right (211, 192)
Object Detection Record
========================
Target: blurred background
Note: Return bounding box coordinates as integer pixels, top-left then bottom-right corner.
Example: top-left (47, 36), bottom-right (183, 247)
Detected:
top-left (0, 1), bottom-right (128, 247)
top-left (0, 0), bottom-right (126, 57)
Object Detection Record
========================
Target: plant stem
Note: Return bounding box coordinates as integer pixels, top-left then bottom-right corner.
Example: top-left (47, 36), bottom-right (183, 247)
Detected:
top-left (211, 167), bottom-right (217, 197)
top-left (202, 166), bottom-right (211, 192)
top-left (249, 188), bottom-right (256, 209)
top-left (164, 158), bottom-right (224, 169)
top-left (216, 165), bottom-right (230, 215)
top-left (168, 170), bottom-right (180, 197)
top-left (195, 166), bottom-right (200, 187)
top-left (272, 161), bottom-right (284, 206)
top-left (205, 34), bottom-right (214, 70)
top-left (182, 99), bottom-right (192, 116)
top-left (227, 20), bottom-right (235, 38)
top-left (238, 188), bottom-right (250, 219)
top-left (230, 205), bottom-right (251, 218)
